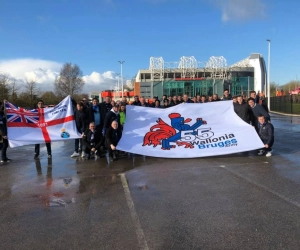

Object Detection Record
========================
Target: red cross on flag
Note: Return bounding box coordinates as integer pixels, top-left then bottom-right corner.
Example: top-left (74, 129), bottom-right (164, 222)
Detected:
top-left (5, 96), bottom-right (81, 148)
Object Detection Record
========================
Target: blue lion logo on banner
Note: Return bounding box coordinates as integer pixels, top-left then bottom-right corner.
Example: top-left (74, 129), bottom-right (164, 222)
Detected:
top-left (143, 113), bottom-right (207, 150)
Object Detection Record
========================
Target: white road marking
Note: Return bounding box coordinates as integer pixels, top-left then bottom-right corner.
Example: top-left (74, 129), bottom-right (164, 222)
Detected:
top-left (219, 165), bottom-right (300, 208)
top-left (120, 173), bottom-right (149, 250)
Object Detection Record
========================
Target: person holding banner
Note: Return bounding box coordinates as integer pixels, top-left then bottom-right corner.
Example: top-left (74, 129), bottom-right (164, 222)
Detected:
top-left (257, 114), bottom-right (274, 157)
top-left (34, 100), bottom-right (52, 159)
top-left (83, 122), bottom-right (103, 159)
top-left (0, 102), bottom-right (10, 163)
top-left (105, 120), bottom-right (122, 161)
top-left (71, 102), bottom-right (88, 158)
top-left (234, 95), bottom-right (255, 125)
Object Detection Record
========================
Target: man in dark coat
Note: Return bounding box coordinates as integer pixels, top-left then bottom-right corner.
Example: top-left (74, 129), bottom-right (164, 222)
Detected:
top-left (100, 97), bottom-right (112, 121)
top-left (105, 120), bottom-right (122, 161)
top-left (247, 97), bottom-right (270, 130)
top-left (150, 96), bottom-right (158, 107)
top-left (71, 102), bottom-right (88, 158)
top-left (234, 95), bottom-right (255, 124)
top-left (131, 96), bottom-right (141, 106)
top-left (102, 104), bottom-right (120, 135)
top-left (257, 115), bottom-right (274, 157)
top-left (169, 96), bottom-right (178, 106)
top-left (221, 89), bottom-right (232, 100)
top-left (250, 91), bottom-right (269, 113)
top-left (83, 122), bottom-right (103, 159)
top-left (88, 98), bottom-right (103, 131)
top-left (183, 94), bottom-right (194, 103)
top-left (140, 97), bottom-right (150, 107)
top-left (0, 102), bottom-right (10, 163)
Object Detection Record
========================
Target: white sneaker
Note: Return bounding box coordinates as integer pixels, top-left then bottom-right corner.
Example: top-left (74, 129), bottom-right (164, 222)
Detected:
top-left (258, 150), bottom-right (265, 156)
top-left (71, 152), bottom-right (80, 157)
top-left (266, 151), bottom-right (272, 157)
top-left (81, 152), bottom-right (85, 158)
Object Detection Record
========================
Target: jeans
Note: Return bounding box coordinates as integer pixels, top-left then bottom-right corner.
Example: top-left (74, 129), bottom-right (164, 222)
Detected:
top-left (35, 143), bottom-right (51, 156)
top-left (75, 138), bottom-right (83, 153)
top-left (1, 138), bottom-right (8, 160)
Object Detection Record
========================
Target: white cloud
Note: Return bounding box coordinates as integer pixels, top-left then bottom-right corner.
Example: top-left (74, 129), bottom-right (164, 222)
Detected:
top-left (0, 58), bottom-right (61, 81)
top-left (211, 0), bottom-right (266, 22)
top-left (82, 71), bottom-right (119, 93)
top-left (0, 58), bottom-right (122, 93)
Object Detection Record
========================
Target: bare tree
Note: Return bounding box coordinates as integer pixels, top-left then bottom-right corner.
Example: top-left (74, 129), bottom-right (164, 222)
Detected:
top-left (0, 74), bottom-right (12, 101)
top-left (54, 63), bottom-right (85, 97)
top-left (10, 80), bottom-right (22, 102)
top-left (23, 79), bottom-right (40, 108)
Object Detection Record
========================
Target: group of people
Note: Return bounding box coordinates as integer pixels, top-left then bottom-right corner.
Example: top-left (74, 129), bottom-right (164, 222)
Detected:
top-left (232, 91), bottom-right (274, 157)
top-left (130, 93), bottom-right (223, 108)
top-left (0, 97), bottom-right (125, 163)
top-left (71, 97), bottom-right (125, 161)
top-left (130, 89), bottom-right (274, 157)
top-left (0, 89), bottom-right (274, 163)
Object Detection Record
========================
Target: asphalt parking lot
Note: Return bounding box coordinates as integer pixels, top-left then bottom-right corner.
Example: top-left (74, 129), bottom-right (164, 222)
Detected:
top-left (0, 113), bottom-right (300, 250)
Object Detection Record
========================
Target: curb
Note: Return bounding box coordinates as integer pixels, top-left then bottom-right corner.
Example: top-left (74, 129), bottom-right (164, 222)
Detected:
top-left (270, 111), bottom-right (300, 117)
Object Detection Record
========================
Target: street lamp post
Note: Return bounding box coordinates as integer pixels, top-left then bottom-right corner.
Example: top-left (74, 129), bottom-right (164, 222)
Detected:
top-left (115, 73), bottom-right (120, 98)
top-left (118, 61), bottom-right (125, 98)
top-left (267, 39), bottom-right (271, 111)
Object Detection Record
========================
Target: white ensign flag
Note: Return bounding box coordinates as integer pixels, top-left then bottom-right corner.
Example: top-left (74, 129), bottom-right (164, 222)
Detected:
top-left (5, 96), bottom-right (81, 148)
top-left (117, 101), bottom-right (264, 158)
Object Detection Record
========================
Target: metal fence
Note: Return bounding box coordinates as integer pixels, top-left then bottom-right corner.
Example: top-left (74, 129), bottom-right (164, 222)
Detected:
top-left (270, 96), bottom-right (300, 114)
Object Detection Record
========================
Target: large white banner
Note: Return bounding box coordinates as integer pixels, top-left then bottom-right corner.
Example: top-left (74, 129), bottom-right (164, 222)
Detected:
top-left (5, 96), bottom-right (81, 148)
top-left (117, 101), bottom-right (264, 158)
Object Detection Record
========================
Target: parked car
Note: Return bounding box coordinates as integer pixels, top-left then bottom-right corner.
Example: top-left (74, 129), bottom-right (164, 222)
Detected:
top-left (289, 87), bottom-right (300, 95)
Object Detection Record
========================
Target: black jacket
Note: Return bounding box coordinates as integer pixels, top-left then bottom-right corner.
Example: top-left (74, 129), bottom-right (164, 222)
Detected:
top-left (222, 95), bottom-right (232, 100)
top-left (169, 101), bottom-right (178, 107)
top-left (131, 101), bottom-right (141, 106)
top-left (234, 102), bottom-right (255, 124)
top-left (141, 103), bottom-right (150, 107)
top-left (103, 110), bottom-right (120, 130)
top-left (105, 126), bottom-right (122, 147)
top-left (251, 104), bottom-right (270, 127)
top-left (74, 109), bottom-right (88, 133)
top-left (184, 99), bottom-right (194, 103)
top-left (258, 122), bottom-right (274, 147)
top-left (0, 112), bottom-right (7, 137)
top-left (83, 129), bottom-right (103, 150)
top-left (100, 102), bottom-right (112, 120)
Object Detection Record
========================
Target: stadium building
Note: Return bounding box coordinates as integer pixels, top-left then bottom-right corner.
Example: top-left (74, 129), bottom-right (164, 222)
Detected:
top-left (133, 53), bottom-right (267, 99)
